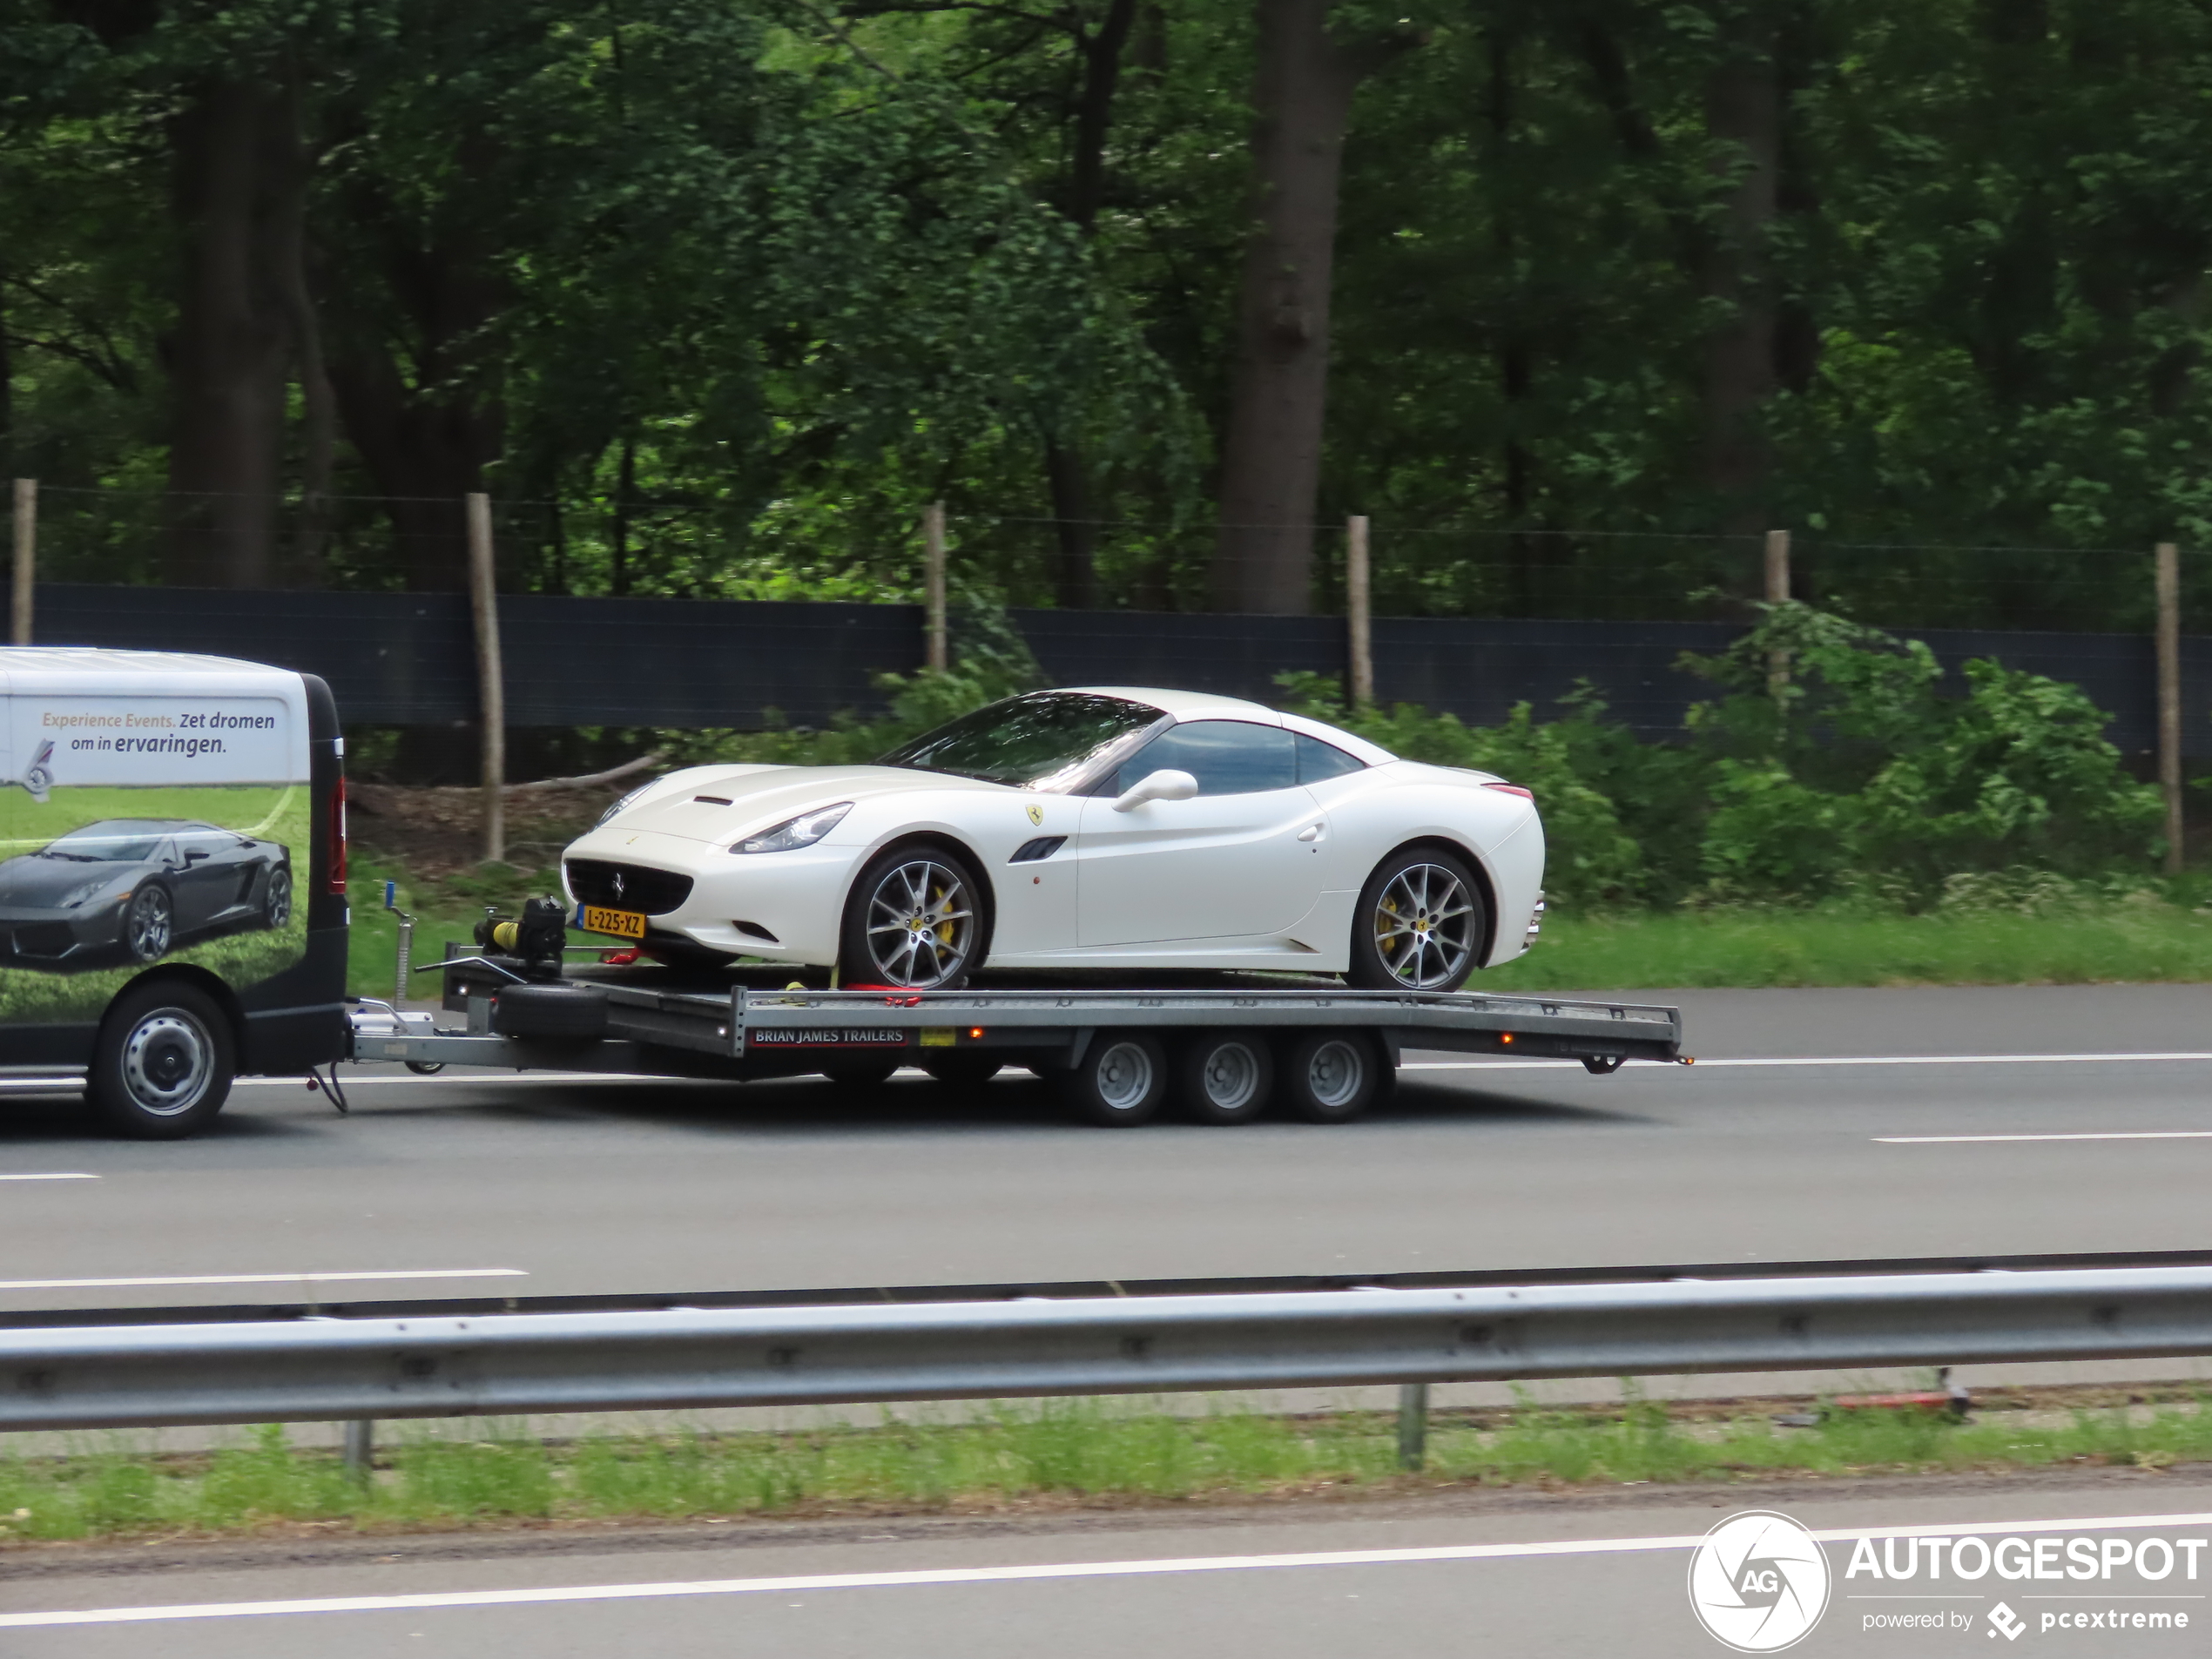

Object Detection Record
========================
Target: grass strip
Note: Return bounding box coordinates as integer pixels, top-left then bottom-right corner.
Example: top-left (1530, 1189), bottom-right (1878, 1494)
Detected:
top-left (4, 1396), bottom-right (2210, 1545)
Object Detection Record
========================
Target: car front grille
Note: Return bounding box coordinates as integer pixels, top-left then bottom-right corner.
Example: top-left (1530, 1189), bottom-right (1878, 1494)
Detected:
top-left (564, 860), bottom-right (695, 916)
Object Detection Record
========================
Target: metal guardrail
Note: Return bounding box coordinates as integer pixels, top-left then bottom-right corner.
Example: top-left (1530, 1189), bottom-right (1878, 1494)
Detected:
top-left (6, 1265), bottom-right (2212, 1433)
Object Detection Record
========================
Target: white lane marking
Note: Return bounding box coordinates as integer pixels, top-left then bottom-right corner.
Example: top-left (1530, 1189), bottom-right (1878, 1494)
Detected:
top-left (0, 1172), bottom-right (97, 1182)
top-left (0, 1268), bottom-right (525, 1292)
top-left (1405, 1052), bottom-right (2212, 1070)
top-left (1877, 1130), bottom-right (2212, 1144)
top-left (8, 1508), bottom-right (2212, 1629)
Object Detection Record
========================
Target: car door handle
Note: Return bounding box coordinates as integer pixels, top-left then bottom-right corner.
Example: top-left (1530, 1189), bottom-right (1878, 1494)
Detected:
top-left (1297, 823), bottom-right (1324, 842)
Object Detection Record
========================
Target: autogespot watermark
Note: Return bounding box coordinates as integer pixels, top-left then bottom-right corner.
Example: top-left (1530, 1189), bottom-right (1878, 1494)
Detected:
top-left (1689, 1511), bottom-right (2209, 1648)
top-left (1689, 1511), bottom-right (1834, 1651)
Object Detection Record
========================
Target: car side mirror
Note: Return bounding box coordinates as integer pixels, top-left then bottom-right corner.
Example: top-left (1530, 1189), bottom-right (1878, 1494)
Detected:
top-left (183, 849), bottom-right (209, 864)
top-left (1111, 768), bottom-right (1199, 813)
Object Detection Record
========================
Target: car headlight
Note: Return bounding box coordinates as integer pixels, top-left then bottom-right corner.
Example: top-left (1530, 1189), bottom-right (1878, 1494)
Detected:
top-left (597, 783), bottom-right (653, 827)
top-left (732, 802), bottom-right (852, 854)
top-left (59, 880), bottom-right (111, 908)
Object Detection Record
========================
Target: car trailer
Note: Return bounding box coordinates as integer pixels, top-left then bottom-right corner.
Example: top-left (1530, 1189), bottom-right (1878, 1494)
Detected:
top-left (347, 931), bottom-right (1687, 1126)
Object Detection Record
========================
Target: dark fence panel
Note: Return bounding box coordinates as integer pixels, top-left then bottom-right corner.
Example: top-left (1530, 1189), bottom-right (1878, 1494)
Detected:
top-left (25, 583), bottom-right (2195, 756)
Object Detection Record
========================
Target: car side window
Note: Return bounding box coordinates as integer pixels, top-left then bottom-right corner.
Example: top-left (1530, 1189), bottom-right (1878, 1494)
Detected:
top-left (1295, 733), bottom-right (1365, 784)
top-left (1111, 720), bottom-right (1298, 797)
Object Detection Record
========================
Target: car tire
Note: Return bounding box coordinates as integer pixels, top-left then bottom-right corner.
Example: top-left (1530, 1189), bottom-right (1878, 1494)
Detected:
top-left (1278, 1030), bottom-right (1382, 1124)
top-left (921, 1054), bottom-right (1003, 1090)
top-left (492, 982), bottom-right (609, 1042)
top-left (1345, 847), bottom-right (1485, 992)
top-left (262, 863), bottom-right (293, 930)
top-left (88, 981), bottom-right (234, 1139)
top-left (840, 844), bottom-right (985, 990)
top-left (1175, 1030), bottom-right (1273, 1124)
top-left (1057, 1031), bottom-right (1167, 1127)
top-left (120, 882), bottom-right (173, 964)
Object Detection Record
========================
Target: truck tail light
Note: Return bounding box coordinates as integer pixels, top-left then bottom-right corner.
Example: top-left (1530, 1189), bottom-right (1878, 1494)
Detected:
top-left (327, 776), bottom-right (349, 894)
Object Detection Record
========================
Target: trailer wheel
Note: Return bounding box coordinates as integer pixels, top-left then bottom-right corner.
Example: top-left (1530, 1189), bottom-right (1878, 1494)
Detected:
top-left (1278, 1030), bottom-right (1380, 1124)
top-left (88, 981), bottom-right (234, 1139)
top-left (922, 1054), bottom-right (1002, 1090)
top-left (1176, 1030), bottom-right (1273, 1124)
top-left (1059, 1031), bottom-right (1167, 1126)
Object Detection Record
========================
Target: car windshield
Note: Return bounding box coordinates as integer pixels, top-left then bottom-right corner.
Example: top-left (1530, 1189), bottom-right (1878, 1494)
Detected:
top-left (36, 821), bottom-right (172, 863)
top-left (878, 692), bottom-right (1165, 790)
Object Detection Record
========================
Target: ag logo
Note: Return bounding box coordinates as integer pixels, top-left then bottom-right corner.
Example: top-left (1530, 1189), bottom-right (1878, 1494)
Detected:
top-left (1026, 804), bottom-right (1044, 826)
top-left (1687, 1510), bottom-right (1830, 1652)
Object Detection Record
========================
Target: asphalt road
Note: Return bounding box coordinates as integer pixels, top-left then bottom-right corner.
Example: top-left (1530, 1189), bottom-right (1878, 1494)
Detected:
top-left (2, 985), bottom-right (2211, 1317)
top-left (4, 1471), bottom-right (2209, 1656)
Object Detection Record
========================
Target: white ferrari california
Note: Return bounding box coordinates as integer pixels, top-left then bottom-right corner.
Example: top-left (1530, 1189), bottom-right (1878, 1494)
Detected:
top-left (561, 687), bottom-right (1545, 991)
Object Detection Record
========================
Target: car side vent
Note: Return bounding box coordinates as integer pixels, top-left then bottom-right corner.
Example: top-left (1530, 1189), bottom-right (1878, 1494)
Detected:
top-left (693, 795), bottom-right (732, 806)
top-left (1009, 836), bottom-right (1067, 863)
top-left (733, 920), bottom-right (779, 942)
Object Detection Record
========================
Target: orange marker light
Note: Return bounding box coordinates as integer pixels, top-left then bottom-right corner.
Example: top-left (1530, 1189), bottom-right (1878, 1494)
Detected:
top-left (1500, 1033), bottom-right (1514, 1044)
top-left (969, 1027), bottom-right (985, 1040)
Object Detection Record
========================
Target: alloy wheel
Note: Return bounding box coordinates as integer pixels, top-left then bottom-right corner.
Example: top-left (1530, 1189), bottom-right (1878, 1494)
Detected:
top-left (863, 858), bottom-right (976, 988)
top-left (1372, 863), bottom-right (1475, 989)
top-left (125, 887), bottom-right (172, 962)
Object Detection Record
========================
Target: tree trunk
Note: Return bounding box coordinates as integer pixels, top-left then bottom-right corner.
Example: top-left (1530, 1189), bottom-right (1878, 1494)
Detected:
top-left (273, 64), bottom-right (336, 585)
top-left (322, 165), bottom-right (506, 593)
top-left (163, 76), bottom-right (294, 589)
top-left (1212, 0), bottom-right (1366, 615)
top-left (1698, 14), bottom-right (1781, 534)
top-left (1044, 0), bottom-right (1136, 610)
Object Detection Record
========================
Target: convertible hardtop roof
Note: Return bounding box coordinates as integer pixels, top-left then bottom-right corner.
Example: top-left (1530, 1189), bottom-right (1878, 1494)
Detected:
top-left (1059, 685), bottom-right (1397, 766)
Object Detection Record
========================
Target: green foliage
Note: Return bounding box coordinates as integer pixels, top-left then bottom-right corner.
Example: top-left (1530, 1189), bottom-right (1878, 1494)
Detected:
top-left (1279, 605), bottom-right (2162, 909)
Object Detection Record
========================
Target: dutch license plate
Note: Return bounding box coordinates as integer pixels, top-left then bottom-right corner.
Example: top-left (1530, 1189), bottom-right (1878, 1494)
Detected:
top-left (577, 904), bottom-right (647, 941)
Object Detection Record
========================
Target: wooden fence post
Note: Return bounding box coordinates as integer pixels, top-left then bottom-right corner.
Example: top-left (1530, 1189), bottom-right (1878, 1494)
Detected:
top-left (1345, 515), bottom-right (1373, 709)
top-left (2156, 541), bottom-right (2182, 875)
top-left (1764, 527), bottom-right (1791, 698)
top-left (467, 492), bottom-right (505, 865)
top-left (923, 502), bottom-right (948, 672)
top-left (10, 479), bottom-right (35, 645)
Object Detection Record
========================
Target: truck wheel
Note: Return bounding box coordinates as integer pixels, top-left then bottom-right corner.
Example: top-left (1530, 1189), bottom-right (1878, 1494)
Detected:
top-left (1278, 1030), bottom-right (1380, 1124)
top-left (1057, 1031), bottom-right (1166, 1127)
top-left (89, 981), bottom-right (234, 1139)
top-left (1346, 848), bottom-right (1484, 992)
top-left (922, 1054), bottom-right (1002, 1089)
top-left (1176, 1030), bottom-right (1273, 1124)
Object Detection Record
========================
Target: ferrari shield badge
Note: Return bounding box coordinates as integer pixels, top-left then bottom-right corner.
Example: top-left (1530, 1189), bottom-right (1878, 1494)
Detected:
top-left (1026, 804), bottom-right (1044, 826)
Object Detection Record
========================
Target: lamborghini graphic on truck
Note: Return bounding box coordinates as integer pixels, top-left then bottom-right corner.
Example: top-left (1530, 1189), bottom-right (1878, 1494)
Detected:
top-left (0, 819), bottom-right (292, 966)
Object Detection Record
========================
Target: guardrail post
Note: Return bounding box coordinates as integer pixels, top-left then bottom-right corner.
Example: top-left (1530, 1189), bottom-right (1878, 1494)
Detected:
top-left (2156, 541), bottom-right (2182, 874)
top-left (10, 478), bottom-right (34, 645)
top-left (467, 492), bottom-right (505, 865)
top-left (1346, 514), bottom-right (1373, 709)
top-left (923, 502), bottom-right (948, 672)
top-left (1396, 1380), bottom-right (1428, 1471)
top-left (342, 1418), bottom-right (374, 1482)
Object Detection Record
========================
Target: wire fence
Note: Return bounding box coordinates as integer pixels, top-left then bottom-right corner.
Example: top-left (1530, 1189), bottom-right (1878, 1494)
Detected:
top-left (17, 483), bottom-right (2198, 636)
